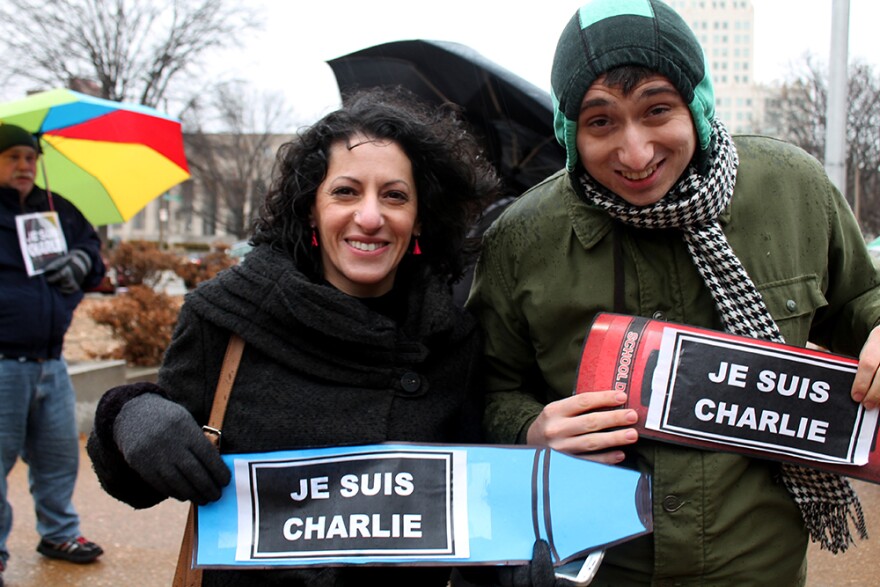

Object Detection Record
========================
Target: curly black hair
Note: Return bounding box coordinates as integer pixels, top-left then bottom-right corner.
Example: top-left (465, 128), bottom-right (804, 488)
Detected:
top-left (251, 87), bottom-right (501, 285)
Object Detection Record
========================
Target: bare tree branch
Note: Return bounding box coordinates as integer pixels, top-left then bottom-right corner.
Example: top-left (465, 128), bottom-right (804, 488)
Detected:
top-left (766, 55), bottom-right (880, 235)
top-left (181, 82), bottom-right (294, 238)
top-left (0, 0), bottom-right (259, 108)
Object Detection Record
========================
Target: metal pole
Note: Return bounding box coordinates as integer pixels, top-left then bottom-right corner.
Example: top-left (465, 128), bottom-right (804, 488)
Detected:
top-left (854, 167), bottom-right (860, 226)
top-left (824, 0), bottom-right (850, 197)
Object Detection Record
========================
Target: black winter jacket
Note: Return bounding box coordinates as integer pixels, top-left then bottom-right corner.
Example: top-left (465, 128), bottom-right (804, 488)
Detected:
top-left (0, 186), bottom-right (104, 359)
top-left (88, 244), bottom-right (484, 587)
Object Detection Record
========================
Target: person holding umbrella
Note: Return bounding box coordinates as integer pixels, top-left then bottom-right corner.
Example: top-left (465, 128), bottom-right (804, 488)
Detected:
top-left (0, 123), bottom-right (105, 584)
top-left (468, 0), bottom-right (880, 584)
top-left (87, 88), bottom-right (500, 586)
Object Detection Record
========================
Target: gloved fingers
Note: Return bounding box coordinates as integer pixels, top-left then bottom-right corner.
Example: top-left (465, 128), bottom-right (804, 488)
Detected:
top-left (44, 265), bottom-right (70, 282)
top-left (173, 458), bottom-right (225, 505)
top-left (158, 444), bottom-right (228, 503)
top-left (143, 468), bottom-right (188, 501)
top-left (185, 431), bottom-right (233, 489)
top-left (149, 461), bottom-right (210, 504)
top-left (144, 452), bottom-right (224, 505)
top-left (530, 539), bottom-right (557, 586)
top-left (170, 441), bottom-right (231, 503)
top-left (494, 540), bottom-right (574, 587)
top-left (112, 394), bottom-right (230, 504)
top-left (42, 253), bottom-right (71, 273)
top-left (43, 250), bottom-right (89, 293)
top-left (69, 248), bottom-right (92, 275)
top-left (119, 429), bottom-right (207, 493)
top-left (496, 563), bottom-right (531, 587)
top-left (44, 266), bottom-right (78, 293)
top-left (190, 443), bottom-right (233, 492)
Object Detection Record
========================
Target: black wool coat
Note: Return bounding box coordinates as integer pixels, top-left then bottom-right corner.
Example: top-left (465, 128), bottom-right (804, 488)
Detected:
top-left (88, 244), bottom-right (485, 587)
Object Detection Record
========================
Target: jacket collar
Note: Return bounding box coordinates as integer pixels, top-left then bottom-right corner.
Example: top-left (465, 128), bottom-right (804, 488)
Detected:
top-left (0, 185), bottom-right (46, 211)
top-left (23, 186), bottom-right (48, 208)
top-left (0, 186), bottom-right (22, 210)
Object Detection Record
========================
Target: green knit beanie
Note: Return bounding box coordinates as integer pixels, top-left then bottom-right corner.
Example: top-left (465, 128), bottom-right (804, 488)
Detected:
top-left (551, 0), bottom-right (716, 172)
top-left (0, 123), bottom-right (38, 155)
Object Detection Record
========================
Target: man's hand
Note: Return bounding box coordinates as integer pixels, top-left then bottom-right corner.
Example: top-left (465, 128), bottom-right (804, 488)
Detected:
top-left (43, 249), bottom-right (91, 294)
top-left (526, 390), bottom-right (639, 464)
top-left (852, 325), bottom-right (880, 410)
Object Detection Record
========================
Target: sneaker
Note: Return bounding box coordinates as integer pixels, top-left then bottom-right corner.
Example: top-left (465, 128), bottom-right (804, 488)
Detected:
top-left (36, 536), bottom-right (103, 563)
top-left (1, 558), bottom-right (5, 587)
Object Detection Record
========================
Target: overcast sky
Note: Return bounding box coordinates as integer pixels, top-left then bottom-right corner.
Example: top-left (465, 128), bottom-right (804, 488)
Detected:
top-left (204, 0), bottom-right (879, 125)
top-left (1, 1), bottom-right (876, 126)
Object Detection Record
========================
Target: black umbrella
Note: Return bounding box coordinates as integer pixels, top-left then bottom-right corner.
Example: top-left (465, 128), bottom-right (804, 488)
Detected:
top-left (327, 39), bottom-right (565, 196)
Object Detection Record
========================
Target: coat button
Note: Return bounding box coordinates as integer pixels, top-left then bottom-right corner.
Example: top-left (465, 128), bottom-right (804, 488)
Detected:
top-left (786, 299), bottom-right (797, 312)
top-left (652, 311), bottom-right (666, 321)
top-left (400, 371), bottom-right (421, 393)
top-left (662, 494), bottom-right (684, 512)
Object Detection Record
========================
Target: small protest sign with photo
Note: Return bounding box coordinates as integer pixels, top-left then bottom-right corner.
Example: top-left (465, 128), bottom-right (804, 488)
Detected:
top-left (15, 211), bottom-right (67, 276)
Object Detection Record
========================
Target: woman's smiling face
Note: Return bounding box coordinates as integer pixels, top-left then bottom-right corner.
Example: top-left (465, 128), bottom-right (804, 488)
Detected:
top-left (310, 134), bottom-right (420, 298)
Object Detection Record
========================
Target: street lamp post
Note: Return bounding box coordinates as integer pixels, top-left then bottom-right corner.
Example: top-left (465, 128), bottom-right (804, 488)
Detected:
top-left (824, 0), bottom-right (850, 198)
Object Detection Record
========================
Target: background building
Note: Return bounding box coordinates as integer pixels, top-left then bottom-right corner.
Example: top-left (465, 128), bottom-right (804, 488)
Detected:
top-left (669, 0), bottom-right (761, 134)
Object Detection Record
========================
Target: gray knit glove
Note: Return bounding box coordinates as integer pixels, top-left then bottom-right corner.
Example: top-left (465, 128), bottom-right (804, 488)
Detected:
top-left (498, 540), bottom-right (576, 587)
top-left (113, 393), bottom-right (231, 505)
top-left (44, 249), bottom-right (91, 294)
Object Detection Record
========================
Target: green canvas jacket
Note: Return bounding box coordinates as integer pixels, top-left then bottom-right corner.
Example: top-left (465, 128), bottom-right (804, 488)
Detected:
top-left (468, 135), bottom-right (880, 586)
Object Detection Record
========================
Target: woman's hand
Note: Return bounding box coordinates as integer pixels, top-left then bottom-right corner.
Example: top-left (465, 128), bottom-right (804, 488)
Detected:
top-left (526, 390), bottom-right (639, 464)
top-left (113, 393), bottom-right (231, 504)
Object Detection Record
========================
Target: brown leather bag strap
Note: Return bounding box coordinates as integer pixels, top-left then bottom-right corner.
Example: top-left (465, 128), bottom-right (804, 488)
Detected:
top-left (202, 334), bottom-right (245, 448)
top-left (173, 333), bottom-right (245, 587)
top-left (174, 507), bottom-right (201, 587)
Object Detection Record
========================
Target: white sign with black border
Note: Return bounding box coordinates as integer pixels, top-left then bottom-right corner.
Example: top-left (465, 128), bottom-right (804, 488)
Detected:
top-left (233, 448), bottom-right (469, 562)
top-left (647, 328), bottom-right (878, 465)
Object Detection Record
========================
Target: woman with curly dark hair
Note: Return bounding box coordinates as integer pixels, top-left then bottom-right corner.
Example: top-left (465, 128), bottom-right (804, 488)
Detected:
top-left (253, 88), bottom-right (497, 286)
top-left (87, 88), bottom-right (501, 587)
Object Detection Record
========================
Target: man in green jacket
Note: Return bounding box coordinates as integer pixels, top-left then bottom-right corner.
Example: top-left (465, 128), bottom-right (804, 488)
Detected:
top-left (467, 0), bottom-right (880, 584)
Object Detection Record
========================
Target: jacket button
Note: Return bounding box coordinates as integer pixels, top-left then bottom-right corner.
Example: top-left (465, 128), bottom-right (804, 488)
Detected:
top-left (652, 311), bottom-right (666, 321)
top-left (400, 371), bottom-right (421, 393)
top-left (662, 494), bottom-right (684, 512)
top-left (786, 299), bottom-right (797, 312)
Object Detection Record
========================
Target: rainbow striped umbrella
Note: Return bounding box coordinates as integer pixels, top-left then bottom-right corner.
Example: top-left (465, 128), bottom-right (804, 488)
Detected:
top-left (0, 88), bottom-right (190, 226)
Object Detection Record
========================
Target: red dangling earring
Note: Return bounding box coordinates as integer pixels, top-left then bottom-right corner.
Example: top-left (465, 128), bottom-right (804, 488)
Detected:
top-left (311, 228), bottom-right (318, 247)
top-left (413, 237), bottom-right (421, 255)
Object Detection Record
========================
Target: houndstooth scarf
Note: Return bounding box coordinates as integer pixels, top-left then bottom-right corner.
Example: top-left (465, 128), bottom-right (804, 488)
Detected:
top-left (578, 119), bottom-right (868, 554)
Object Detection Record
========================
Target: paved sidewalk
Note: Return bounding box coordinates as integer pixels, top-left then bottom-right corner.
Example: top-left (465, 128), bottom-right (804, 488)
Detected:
top-left (2, 436), bottom-right (879, 586)
top-left (4, 436), bottom-right (186, 587)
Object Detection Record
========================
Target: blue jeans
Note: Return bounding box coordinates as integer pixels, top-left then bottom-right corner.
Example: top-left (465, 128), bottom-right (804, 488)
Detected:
top-left (0, 358), bottom-right (81, 565)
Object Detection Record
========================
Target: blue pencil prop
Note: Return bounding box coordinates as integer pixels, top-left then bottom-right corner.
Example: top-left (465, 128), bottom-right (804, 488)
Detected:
top-left (195, 443), bottom-right (651, 569)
